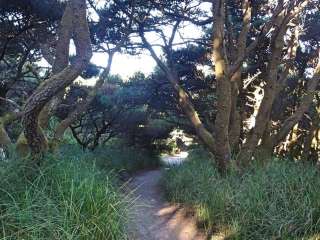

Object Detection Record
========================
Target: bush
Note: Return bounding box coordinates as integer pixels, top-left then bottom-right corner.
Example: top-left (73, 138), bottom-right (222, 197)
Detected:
top-left (85, 141), bottom-right (161, 173)
top-left (0, 149), bottom-right (129, 240)
top-left (58, 141), bottom-right (160, 174)
top-left (163, 149), bottom-right (320, 239)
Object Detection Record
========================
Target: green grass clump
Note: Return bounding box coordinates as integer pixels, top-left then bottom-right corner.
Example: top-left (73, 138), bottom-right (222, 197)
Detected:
top-left (0, 149), bottom-right (129, 240)
top-left (163, 150), bottom-right (320, 239)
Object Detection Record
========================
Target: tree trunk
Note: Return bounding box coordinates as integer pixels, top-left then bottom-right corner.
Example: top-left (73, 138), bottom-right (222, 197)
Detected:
top-left (53, 53), bottom-right (114, 143)
top-left (302, 125), bottom-right (316, 162)
top-left (238, 12), bottom-right (287, 166)
top-left (272, 57), bottom-right (320, 147)
top-left (229, 0), bottom-right (251, 153)
top-left (23, 0), bottom-right (92, 156)
top-left (38, 2), bottom-right (73, 130)
top-left (212, 0), bottom-right (231, 172)
top-left (229, 95), bottom-right (242, 152)
top-left (0, 117), bottom-right (12, 146)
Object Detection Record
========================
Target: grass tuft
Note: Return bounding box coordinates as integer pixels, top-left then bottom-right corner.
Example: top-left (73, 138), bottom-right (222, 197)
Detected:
top-left (0, 148), bottom-right (129, 240)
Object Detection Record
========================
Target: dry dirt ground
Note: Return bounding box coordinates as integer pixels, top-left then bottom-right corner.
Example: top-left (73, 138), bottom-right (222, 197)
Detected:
top-left (127, 167), bottom-right (206, 240)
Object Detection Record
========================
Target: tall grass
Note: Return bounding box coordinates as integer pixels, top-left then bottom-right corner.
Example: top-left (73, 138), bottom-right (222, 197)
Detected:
top-left (0, 148), bottom-right (129, 240)
top-left (163, 149), bottom-right (320, 239)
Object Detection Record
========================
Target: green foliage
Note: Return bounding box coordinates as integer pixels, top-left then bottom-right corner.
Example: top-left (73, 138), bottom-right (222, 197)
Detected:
top-left (0, 149), bottom-right (129, 240)
top-left (65, 73), bottom-right (174, 151)
top-left (82, 140), bottom-right (161, 173)
top-left (163, 150), bottom-right (320, 239)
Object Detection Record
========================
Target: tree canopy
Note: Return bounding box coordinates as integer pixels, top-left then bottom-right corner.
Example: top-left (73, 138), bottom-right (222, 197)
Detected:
top-left (0, 0), bottom-right (319, 173)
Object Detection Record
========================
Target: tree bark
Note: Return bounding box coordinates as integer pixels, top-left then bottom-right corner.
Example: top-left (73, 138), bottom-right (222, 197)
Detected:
top-left (212, 0), bottom-right (231, 172)
top-left (38, 3), bottom-right (73, 129)
top-left (302, 125), bottom-right (317, 162)
top-left (0, 116), bottom-right (12, 146)
top-left (53, 5), bottom-right (133, 143)
top-left (229, 0), bottom-right (251, 152)
top-left (272, 56), bottom-right (320, 147)
top-left (23, 0), bottom-right (92, 156)
top-left (53, 53), bottom-right (114, 142)
top-left (138, 26), bottom-right (223, 171)
top-left (238, 10), bottom-right (288, 166)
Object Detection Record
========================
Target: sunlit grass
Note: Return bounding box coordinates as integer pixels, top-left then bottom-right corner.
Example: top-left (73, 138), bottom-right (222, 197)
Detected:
top-left (163, 149), bottom-right (320, 239)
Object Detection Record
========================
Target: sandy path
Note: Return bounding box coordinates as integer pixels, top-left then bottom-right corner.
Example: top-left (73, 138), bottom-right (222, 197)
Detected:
top-left (127, 166), bottom-right (206, 240)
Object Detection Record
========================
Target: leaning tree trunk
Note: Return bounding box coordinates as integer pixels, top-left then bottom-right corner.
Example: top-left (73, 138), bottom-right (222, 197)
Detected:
top-left (238, 11), bottom-right (288, 166)
top-left (272, 56), bottom-right (320, 148)
top-left (237, 1), bottom-right (310, 166)
top-left (138, 25), bottom-right (223, 171)
top-left (16, 3), bottom-right (73, 156)
top-left (53, 53), bottom-right (114, 143)
top-left (23, 0), bottom-right (92, 157)
top-left (38, 4), bottom-right (72, 130)
top-left (53, 11), bottom-right (133, 144)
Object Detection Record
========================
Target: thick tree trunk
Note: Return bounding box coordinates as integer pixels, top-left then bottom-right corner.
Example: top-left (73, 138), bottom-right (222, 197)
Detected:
top-left (212, 0), bottom-right (231, 172)
top-left (38, 3), bottom-right (73, 129)
top-left (229, 0), bottom-right (251, 153)
top-left (229, 92), bottom-right (242, 152)
top-left (23, 0), bottom-right (92, 156)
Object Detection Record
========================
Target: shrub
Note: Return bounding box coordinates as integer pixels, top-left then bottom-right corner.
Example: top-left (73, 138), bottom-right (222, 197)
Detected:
top-left (85, 141), bottom-right (161, 173)
top-left (163, 149), bottom-right (320, 239)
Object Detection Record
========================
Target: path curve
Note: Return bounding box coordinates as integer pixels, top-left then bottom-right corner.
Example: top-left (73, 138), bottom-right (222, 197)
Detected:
top-left (127, 159), bottom-right (206, 240)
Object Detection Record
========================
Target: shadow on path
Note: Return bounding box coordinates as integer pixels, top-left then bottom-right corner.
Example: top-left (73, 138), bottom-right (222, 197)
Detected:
top-left (127, 165), bottom-right (206, 240)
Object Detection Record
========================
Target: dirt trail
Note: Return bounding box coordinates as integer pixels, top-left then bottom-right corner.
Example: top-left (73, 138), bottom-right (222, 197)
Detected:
top-left (127, 161), bottom-right (206, 240)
